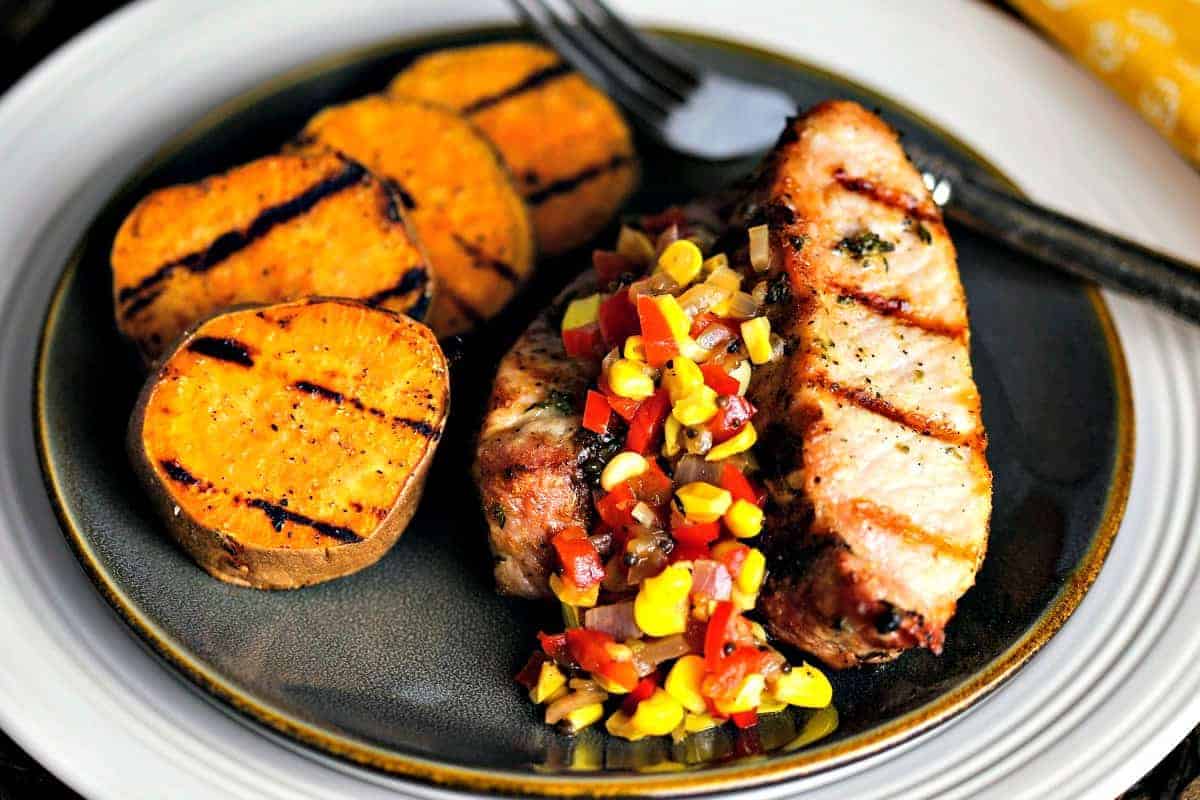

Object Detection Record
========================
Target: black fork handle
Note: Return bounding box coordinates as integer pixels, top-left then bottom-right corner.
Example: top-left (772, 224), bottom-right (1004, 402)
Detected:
top-left (943, 171), bottom-right (1200, 324)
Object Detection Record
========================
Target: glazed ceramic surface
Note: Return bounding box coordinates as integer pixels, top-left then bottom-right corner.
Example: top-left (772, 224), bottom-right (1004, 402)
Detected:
top-left (2, 2), bottom-right (1198, 799)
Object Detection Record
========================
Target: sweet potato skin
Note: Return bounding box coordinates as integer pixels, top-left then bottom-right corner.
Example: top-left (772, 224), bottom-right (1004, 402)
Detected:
top-left (112, 150), bottom-right (432, 362)
top-left (127, 298), bottom-right (449, 589)
top-left (390, 42), bottom-right (637, 255)
top-left (298, 95), bottom-right (535, 336)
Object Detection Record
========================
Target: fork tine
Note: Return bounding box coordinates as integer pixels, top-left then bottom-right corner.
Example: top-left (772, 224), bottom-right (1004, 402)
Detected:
top-left (566, 0), bottom-right (690, 101)
top-left (510, 0), bottom-right (677, 121)
top-left (569, 0), bottom-right (698, 91)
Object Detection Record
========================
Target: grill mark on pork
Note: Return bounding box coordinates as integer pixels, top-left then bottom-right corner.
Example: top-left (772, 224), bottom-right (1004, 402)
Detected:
top-left (186, 337), bottom-right (255, 367)
top-left (117, 160), bottom-right (368, 313)
top-left (811, 373), bottom-right (974, 447)
top-left (840, 498), bottom-right (981, 565)
top-left (452, 233), bottom-right (520, 283)
top-left (245, 498), bottom-right (362, 543)
top-left (289, 380), bottom-right (441, 440)
top-left (830, 287), bottom-right (967, 340)
top-left (833, 168), bottom-right (940, 222)
top-left (525, 154), bottom-right (635, 205)
top-left (461, 61), bottom-right (573, 114)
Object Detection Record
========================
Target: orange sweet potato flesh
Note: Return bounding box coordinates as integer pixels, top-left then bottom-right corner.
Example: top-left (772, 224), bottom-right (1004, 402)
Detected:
top-left (390, 41), bottom-right (638, 255)
top-left (128, 298), bottom-right (450, 589)
top-left (299, 95), bottom-right (536, 336)
top-left (112, 149), bottom-right (432, 362)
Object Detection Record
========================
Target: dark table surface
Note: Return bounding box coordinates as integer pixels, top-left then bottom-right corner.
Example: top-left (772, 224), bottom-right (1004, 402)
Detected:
top-left (1, 1), bottom-right (1197, 798)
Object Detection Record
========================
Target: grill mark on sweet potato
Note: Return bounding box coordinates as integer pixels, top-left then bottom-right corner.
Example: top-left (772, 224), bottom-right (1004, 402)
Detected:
top-left (844, 498), bottom-right (978, 564)
top-left (289, 380), bottom-right (440, 440)
top-left (831, 287), bottom-right (966, 340)
top-left (525, 154), bottom-right (635, 205)
top-left (833, 169), bottom-right (940, 222)
top-left (122, 288), bottom-right (163, 320)
top-left (362, 266), bottom-right (429, 306)
top-left (811, 373), bottom-right (974, 448)
top-left (160, 459), bottom-right (198, 485)
top-left (451, 233), bottom-right (519, 283)
top-left (381, 177), bottom-right (417, 211)
top-left (245, 498), bottom-right (362, 543)
top-left (117, 161), bottom-right (367, 311)
top-left (443, 288), bottom-right (486, 326)
top-left (186, 337), bottom-right (255, 367)
top-left (460, 61), bottom-right (573, 114)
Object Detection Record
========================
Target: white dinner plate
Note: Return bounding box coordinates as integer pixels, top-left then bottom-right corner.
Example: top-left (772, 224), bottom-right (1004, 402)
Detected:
top-left (1, 1), bottom-right (1199, 798)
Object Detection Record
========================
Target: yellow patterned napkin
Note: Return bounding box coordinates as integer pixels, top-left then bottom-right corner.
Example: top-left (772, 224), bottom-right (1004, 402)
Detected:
top-left (1009, 0), bottom-right (1200, 166)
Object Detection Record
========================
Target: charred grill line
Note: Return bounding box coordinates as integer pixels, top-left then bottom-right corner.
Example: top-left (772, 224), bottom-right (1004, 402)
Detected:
top-left (117, 161), bottom-right (367, 311)
top-left (451, 233), bottom-right (520, 283)
top-left (525, 154), bottom-right (634, 205)
top-left (122, 288), bottom-right (164, 320)
top-left (186, 337), bottom-right (255, 367)
top-left (833, 169), bottom-right (941, 222)
top-left (363, 267), bottom-right (429, 306)
top-left (461, 61), bottom-right (573, 114)
top-left (812, 374), bottom-right (973, 448)
top-left (831, 287), bottom-right (966, 340)
top-left (382, 177), bottom-right (417, 212)
top-left (292, 380), bottom-right (343, 404)
top-left (288, 380), bottom-right (440, 440)
top-left (246, 498), bottom-right (362, 543)
top-left (394, 418), bottom-right (439, 439)
top-left (160, 459), bottom-right (198, 485)
top-left (444, 288), bottom-right (486, 326)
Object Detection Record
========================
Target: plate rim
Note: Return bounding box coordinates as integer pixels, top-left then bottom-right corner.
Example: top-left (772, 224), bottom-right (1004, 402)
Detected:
top-left (31, 23), bottom-right (1135, 798)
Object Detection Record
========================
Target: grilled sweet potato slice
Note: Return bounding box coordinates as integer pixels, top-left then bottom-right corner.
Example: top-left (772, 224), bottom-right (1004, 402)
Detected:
top-left (390, 41), bottom-right (637, 255)
top-left (112, 149), bottom-right (431, 362)
top-left (128, 298), bottom-right (449, 589)
top-left (299, 95), bottom-right (536, 336)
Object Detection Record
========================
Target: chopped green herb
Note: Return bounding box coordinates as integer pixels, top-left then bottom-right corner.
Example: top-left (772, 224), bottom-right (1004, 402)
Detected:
top-left (765, 272), bottom-right (791, 304)
top-left (837, 295), bottom-right (855, 306)
top-left (489, 504), bottom-right (507, 529)
top-left (788, 234), bottom-right (807, 251)
top-left (835, 231), bottom-right (896, 261)
top-left (528, 389), bottom-right (576, 415)
top-left (916, 222), bottom-right (932, 245)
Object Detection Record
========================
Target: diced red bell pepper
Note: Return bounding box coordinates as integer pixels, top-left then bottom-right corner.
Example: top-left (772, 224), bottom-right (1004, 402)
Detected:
top-left (670, 542), bottom-right (711, 564)
top-left (720, 463), bottom-right (765, 507)
top-left (673, 519), bottom-right (721, 548)
top-left (688, 312), bottom-right (737, 342)
top-left (636, 294), bottom-right (679, 368)
top-left (708, 395), bottom-right (757, 443)
top-left (515, 651), bottom-right (550, 689)
top-left (704, 601), bottom-right (736, 672)
top-left (566, 627), bottom-right (638, 691)
top-left (731, 709), bottom-right (759, 729)
top-left (625, 389), bottom-right (670, 454)
top-left (582, 390), bottom-right (612, 434)
top-left (700, 363), bottom-right (741, 396)
top-left (703, 646), bottom-right (768, 702)
top-left (596, 483), bottom-right (637, 528)
top-left (629, 458), bottom-right (673, 507)
top-left (714, 542), bottom-right (750, 580)
top-left (552, 526), bottom-right (606, 588)
top-left (562, 323), bottom-right (604, 360)
top-left (538, 631), bottom-right (570, 664)
top-left (640, 207), bottom-right (689, 234)
top-left (593, 250), bottom-right (635, 285)
top-left (599, 375), bottom-right (643, 421)
top-left (599, 288), bottom-right (640, 349)
top-left (621, 675), bottom-right (660, 715)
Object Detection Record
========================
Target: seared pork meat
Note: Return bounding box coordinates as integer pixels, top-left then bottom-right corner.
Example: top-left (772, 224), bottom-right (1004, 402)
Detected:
top-left (473, 274), bottom-right (600, 598)
top-left (742, 101), bottom-right (992, 667)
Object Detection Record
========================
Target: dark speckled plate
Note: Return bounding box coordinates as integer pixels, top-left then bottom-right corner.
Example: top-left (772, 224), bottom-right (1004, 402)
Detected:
top-left (35, 26), bottom-right (1131, 797)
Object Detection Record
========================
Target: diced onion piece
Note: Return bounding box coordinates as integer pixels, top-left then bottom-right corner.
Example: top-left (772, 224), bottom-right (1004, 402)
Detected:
top-left (677, 282), bottom-right (729, 317)
top-left (545, 688), bottom-right (609, 724)
top-left (706, 264), bottom-right (742, 292)
top-left (584, 601), bottom-right (641, 640)
top-left (683, 425), bottom-right (713, 455)
top-left (702, 252), bottom-right (729, 274)
top-left (751, 280), bottom-right (770, 306)
top-left (725, 291), bottom-right (760, 320)
top-left (691, 560), bottom-right (732, 600)
top-left (749, 224), bottom-right (771, 271)
top-left (674, 454), bottom-right (722, 486)
top-left (628, 271), bottom-right (680, 300)
top-left (655, 224), bottom-right (680, 256)
top-left (632, 635), bottom-right (692, 675)
top-left (617, 225), bottom-right (656, 266)
top-left (728, 360), bottom-right (752, 395)
top-left (631, 500), bottom-right (659, 528)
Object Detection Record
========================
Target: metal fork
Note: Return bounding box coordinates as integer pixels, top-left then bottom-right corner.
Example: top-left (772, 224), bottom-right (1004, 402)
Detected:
top-left (511, 0), bottom-right (1200, 325)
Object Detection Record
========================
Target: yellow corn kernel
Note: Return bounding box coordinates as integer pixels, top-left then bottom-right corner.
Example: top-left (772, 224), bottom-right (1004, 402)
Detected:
top-left (655, 294), bottom-right (692, 343)
top-left (664, 655), bottom-right (708, 713)
top-left (714, 674), bottom-right (766, 715)
top-left (631, 689), bottom-right (685, 737)
top-left (562, 293), bottom-right (601, 332)
top-left (728, 360), bottom-right (752, 395)
top-left (672, 386), bottom-right (719, 426)
top-left (738, 548), bottom-right (766, 594)
top-left (741, 316), bottom-right (772, 364)
top-left (617, 225), bottom-right (655, 265)
top-left (758, 695), bottom-right (788, 715)
top-left (549, 574), bottom-right (600, 608)
top-left (530, 661), bottom-right (567, 704)
top-left (730, 586), bottom-right (757, 611)
top-left (623, 335), bottom-right (646, 361)
top-left (606, 709), bottom-right (646, 741)
top-left (701, 252), bottom-right (729, 275)
top-left (706, 421), bottom-right (757, 461)
top-left (684, 712), bottom-right (720, 734)
top-left (677, 336), bottom-right (712, 363)
top-left (706, 264), bottom-right (742, 292)
top-left (675, 482), bottom-right (732, 523)
top-left (663, 415), bottom-right (682, 457)
top-left (562, 702), bottom-right (606, 733)
top-left (724, 499), bottom-right (764, 539)
top-left (594, 674), bottom-right (630, 695)
top-left (605, 642), bottom-right (634, 662)
top-left (748, 620), bottom-right (769, 643)
top-left (601, 451), bottom-right (648, 491)
top-left (634, 564), bottom-right (692, 636)
top-left (658, 239), bottom-right (704, 287)
top-left (608, 358), bottom-right (655, 400)
top-left (662, 357), bottom-right (704, 403)
top-left (771, 663), bottom-right (833, 708)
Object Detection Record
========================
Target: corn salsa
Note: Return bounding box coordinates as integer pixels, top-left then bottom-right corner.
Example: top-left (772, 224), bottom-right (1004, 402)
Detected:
top-left (514, 208), bottom-right (833, 741)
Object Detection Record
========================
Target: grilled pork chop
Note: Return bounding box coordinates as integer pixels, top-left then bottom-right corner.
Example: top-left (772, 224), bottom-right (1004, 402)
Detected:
top-left (473, 274), bottom-right (601, 598)
top-left (743, 101), bottom-right (991, 667)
